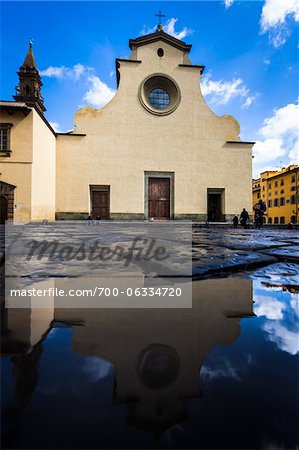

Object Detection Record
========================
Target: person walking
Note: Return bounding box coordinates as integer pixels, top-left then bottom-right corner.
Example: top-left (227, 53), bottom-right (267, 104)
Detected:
top-left (253, 199), bottom-right (267, 229)
top-left (232, 215), bottom-right (239, 229)
top-left (240, 208), bottom-right (249, 229)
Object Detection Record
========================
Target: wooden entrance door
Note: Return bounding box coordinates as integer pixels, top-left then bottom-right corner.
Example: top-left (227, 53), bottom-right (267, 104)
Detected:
top-left (148, 178), bottom-right (170, 219)
top-left (0, 196), bottom-right (8, 224)
top-left (207, 193), bottom-right (223, 222)
top-left (91, 189), bottom-right (110, 220)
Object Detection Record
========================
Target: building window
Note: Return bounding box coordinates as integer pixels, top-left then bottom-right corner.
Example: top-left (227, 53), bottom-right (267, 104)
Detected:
top-left (280, 179), bottom-right (285, 186)
top-left (280, 197), bottom-right (285, 206)
top-left (0, 123), bottom-right (13, 154)
top-left (268, 192), bottom-right (271, 197)
top-left (280, 190), bottom-right (284, 194)
top-left (257, 192), bottom-right (260, 199)
top-left (157, 48), bottom-right (164, 57)
top-left (291, 186), bottom-right (296, 191)
top-left (280, 217), bottom-right (285, 224)
top-left (274, 217), bottom-right (279, 224)
top-left (274, 198), bottom-right (279, 207)
top-left (274, 191), bottom-right (278, 195)
top-left (291, 176), bottom-right (295, 183)
top-left (268, 183), bottom-right (271, 189)
top-left (268, 200), bottom-right (272, 207)
top-left (268, 217), bottom-right (272, 224)
top-left (274, 181), bottom-right (278, 187)
top-left (286, 199), bottom-right (290, 203)
top-left (291, 195), bottom-right (295, 204)
top-left (262, 186), bottom-right (265, 191)
top-left (149, 88), bottom-right (170, 109)
top-left (139, 74), bottom-right (181, 116)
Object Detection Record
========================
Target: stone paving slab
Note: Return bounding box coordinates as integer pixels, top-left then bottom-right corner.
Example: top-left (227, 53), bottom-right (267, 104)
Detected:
top-left (259, 246), bottom-right (299, 262)
top-left (193, 229), bottom-right (298, 251)
top-left (192, 252), bottom-right (277, 279)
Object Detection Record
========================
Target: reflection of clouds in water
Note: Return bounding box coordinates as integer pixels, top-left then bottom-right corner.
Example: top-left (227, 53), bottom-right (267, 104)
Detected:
top-left (263, 321), bottom-right (299, 356)
top-left (254, 282), bottom-right (299, 356)
top-left (290, 298), bottom-right (299, 318)
top-left (254, 294), bottom-right (285, 320)
top-left (83, 356), bottom-right (114, 382)
top-left (201, 357), bottom-right (242, 382)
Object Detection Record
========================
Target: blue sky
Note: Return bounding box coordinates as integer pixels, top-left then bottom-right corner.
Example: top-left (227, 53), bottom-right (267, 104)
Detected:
top-left (0, 1), bottom-right (298, 176)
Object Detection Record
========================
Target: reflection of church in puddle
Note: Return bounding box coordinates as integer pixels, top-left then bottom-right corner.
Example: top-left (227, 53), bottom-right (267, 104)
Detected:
top-left (2, 277), bottom-right (254, 434)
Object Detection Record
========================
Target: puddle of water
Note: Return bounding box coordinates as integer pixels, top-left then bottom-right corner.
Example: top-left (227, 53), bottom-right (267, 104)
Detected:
top-left (1, 275), bottom-right (298, 449)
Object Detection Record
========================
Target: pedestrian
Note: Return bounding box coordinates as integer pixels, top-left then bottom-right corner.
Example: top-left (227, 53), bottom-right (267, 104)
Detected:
top-left (232, 215), bottom-right (239, 229)
top-left (87, 215), bottom-right (92, 225)
top-left (253, 199), bottom-right (267, 229)
top-left (240, 208), bottom-right (249, 229)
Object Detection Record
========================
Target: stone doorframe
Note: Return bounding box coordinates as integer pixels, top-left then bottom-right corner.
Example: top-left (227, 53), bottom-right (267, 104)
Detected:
top-left (0, 181), bottom-right (16, 222)
top-left (207, 188), bottom-right (226, 222)
top-left (144, 172), bottom-right (174, 219)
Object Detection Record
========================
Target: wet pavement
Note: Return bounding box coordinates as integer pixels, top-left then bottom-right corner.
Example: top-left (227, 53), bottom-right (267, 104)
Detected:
top-left (1, 224), bottom-right (298, 449)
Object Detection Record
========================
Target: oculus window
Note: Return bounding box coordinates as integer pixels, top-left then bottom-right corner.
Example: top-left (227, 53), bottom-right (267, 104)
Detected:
top-left (139, 74), bottom-right (181, 116)
top-left (149, 88), bottom-right (170, 110)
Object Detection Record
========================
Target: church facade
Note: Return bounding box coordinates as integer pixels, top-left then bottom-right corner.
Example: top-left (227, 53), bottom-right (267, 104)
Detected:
top-left (0, 27), bottom-right (254, 224)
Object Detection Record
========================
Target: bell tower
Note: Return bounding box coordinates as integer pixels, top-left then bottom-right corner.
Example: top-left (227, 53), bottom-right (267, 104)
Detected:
top-left (13, 41), bottom-right (46, 113)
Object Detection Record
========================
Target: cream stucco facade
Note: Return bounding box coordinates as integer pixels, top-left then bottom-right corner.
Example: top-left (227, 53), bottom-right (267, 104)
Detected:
top-left (0, 105), bottom-right (56, 222)
top-left (0, 28), bottom-right (253, 223)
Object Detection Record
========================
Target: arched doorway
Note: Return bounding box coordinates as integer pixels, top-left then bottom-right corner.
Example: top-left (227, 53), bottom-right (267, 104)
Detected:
top-left (0, 181), bottom-right (16, 224)
top-left (0, 196), bottom-right (8, 224)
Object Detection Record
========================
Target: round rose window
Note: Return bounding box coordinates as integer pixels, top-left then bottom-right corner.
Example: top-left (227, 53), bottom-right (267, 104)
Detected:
top-left (139, 74), bottom-right (181, 116)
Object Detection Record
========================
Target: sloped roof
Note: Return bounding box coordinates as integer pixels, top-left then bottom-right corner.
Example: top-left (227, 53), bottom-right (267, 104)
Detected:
top-left (129, 28), bottom-right (192, 53)
top-left (21, 43), bottom-right (37, 69)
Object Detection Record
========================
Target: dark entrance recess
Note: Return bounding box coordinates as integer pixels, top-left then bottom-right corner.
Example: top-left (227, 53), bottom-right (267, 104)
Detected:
top-left (0, 181), bottom-right (16, 224)
top-left (90, 186), bottom-right (110, 220)
top-left (148, 178), bottom-right (170, 219)
top-left (0, 196), bottom-right (8, 224)
top-left (207, 189), bottom-right (225, 222)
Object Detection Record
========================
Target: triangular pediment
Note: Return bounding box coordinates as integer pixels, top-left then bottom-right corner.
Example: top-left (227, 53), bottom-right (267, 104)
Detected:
top-left (129, 29), bottom-right (192, 53)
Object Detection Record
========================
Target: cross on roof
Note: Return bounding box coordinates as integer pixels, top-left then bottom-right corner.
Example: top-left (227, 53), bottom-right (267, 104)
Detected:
top-left (155, 10), bottom-right (166, 25)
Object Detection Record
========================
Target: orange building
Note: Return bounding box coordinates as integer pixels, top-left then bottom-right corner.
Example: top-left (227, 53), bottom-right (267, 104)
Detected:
top-left (252, 165), bottom-right (299, 225)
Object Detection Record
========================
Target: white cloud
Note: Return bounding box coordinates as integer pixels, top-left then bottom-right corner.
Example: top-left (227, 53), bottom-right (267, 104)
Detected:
top-left (140, 17), bottom-right (192, 40)
top-left (259, 101), bottom-right (299, 138)
top-left (263, 321), bottom-right (299, 355)
top-left (242, 94), bottom-right (258, 109)
top-left (40, 66), bottom-right (66, 78)
top-left (288, 141), bottom-right (299, 161)
top-left (41, 62), bottom-right (115, 110)
top-left (260, 0), bottom-right (299, 47)
top-left (163, 18), bottom-right (192, 40)
top-left (83, 75), bottom-right (115, 108)
top-left (253, 138), bottom-right (286, 163)
top-left (201, 73), bottom-right (256, 107)
top-left (200, 358), bottom-right (241, 382)
top-left (224, 0), bottom-right (234, 8)
top-left (254, 294), bottom-right (285, 320)
top-left (40, 63), bottom-right (91, 81)
top-left (253, 100), bottom-right (299, 174)
top-left (83, 356), bottom-right (114, 382)
top-left (49, 121), bottom-right (61, 132)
